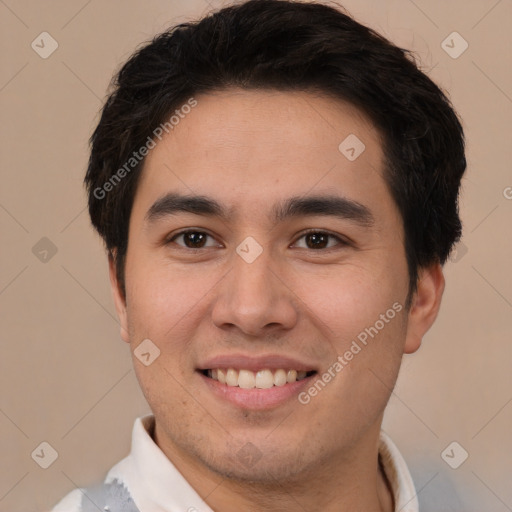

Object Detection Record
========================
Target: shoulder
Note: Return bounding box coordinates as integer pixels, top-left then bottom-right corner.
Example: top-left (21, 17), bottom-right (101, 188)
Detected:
top-left (51, 479), bottom-right (140, 512)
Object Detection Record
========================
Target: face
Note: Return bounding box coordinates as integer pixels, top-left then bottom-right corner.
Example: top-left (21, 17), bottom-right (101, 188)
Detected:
top-left (110, 88), bottom-right (443, 484)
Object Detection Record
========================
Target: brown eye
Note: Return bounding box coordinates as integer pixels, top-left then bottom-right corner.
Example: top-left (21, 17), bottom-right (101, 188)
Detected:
top-left (169, 230), bottom-right (217, 249)
top-left (294, 230), bottom-right (346, 250)
top-left (305, 232), bottom-right (329, 249)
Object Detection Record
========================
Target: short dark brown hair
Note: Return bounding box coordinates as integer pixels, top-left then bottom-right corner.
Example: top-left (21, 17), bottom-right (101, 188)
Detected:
top-left (85, 0), bottom-right (466, 303)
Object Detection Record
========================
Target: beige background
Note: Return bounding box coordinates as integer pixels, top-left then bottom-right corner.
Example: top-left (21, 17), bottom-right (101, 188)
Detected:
top-left (1, 0), bottom-right (511, 510)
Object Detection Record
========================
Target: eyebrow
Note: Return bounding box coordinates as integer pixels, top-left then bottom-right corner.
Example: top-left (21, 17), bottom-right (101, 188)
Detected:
top-left (145, 192), bottom-right (374, 227)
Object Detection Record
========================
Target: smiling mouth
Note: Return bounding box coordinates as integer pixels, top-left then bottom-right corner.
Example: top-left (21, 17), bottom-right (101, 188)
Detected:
top-left (200, 368), bottom-right (317, 389)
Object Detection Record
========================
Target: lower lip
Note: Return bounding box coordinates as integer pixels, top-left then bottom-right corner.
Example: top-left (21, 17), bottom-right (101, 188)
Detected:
top-left (198, 371), bottom-right (315, 410)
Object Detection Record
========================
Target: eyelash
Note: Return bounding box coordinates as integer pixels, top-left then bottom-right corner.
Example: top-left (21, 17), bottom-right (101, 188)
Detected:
top-left (166, 228), bottom-right (349, 251)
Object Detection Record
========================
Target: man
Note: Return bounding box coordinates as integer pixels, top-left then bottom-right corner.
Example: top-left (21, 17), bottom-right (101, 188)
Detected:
top-left (53, 0), bottom-right (466, 510)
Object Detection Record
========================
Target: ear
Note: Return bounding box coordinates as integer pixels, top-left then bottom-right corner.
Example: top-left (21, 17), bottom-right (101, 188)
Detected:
top-left (403, 263), bottom-right (445, 354)
top-left (108, 251), bottom-right (130, 344)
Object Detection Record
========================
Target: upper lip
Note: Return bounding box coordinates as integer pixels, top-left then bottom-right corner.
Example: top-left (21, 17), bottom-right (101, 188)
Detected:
top-left (197, 353), bottom-right (318, 372)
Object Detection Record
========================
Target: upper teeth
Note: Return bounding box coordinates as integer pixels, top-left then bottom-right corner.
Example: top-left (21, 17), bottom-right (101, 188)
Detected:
top-left (207, 368), bottom-right (309, 388)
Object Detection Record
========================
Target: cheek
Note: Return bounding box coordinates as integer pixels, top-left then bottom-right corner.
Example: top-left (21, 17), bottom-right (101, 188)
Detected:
top-left (303, 306), bottom-right (407, 431)
top-left (297, 266), bottom-right (408, 391)
top-left (299, 265), bottom-right (405, 335)
top-left (126, 254), bottom-right (213, 328)
top-left (124, 255), bottom-right (219, 373)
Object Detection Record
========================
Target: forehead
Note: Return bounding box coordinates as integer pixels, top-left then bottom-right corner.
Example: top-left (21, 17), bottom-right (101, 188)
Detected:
top-left (151, 88), bottom-right (382, 161)
top-left (134, 88), bottom-right (391, 223)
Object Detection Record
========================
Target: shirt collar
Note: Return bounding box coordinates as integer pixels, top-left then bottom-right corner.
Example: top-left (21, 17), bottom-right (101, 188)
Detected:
top-left (107, 414), bottom-right (418, 512)
top-left (379, 430), bottom-right (419, 511)
top-left (106, 414), bottom-right (212, 512)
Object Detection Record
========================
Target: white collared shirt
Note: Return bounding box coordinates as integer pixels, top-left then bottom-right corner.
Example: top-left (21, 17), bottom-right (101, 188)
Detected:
top-left (52, 414), bottom-right (419, 512)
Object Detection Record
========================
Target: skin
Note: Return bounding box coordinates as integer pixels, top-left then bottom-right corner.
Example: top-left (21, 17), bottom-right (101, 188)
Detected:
top-left (109, 88), bottom-right (445, 512)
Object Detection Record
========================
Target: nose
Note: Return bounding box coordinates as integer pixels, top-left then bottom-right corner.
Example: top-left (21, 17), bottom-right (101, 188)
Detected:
top-left (211, 247), bottom-right (298, 337)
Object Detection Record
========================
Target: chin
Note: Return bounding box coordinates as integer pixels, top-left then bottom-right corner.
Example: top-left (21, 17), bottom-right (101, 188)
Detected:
top-left (198, 439), bottom-right (317, 485)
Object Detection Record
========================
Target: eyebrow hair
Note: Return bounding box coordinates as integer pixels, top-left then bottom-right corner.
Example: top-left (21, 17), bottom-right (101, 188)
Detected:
top-left (145, 192), bottom-right (374, 227)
